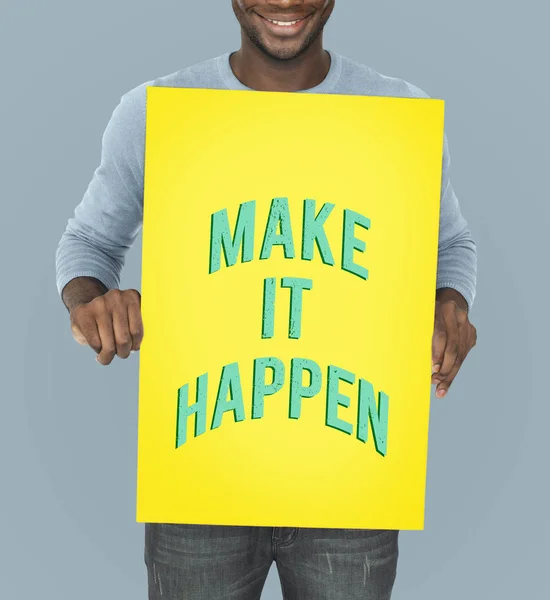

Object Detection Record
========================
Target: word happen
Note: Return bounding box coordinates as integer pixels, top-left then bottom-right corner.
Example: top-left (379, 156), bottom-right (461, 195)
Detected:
top-left (176, 357), bottom-right (389, 456)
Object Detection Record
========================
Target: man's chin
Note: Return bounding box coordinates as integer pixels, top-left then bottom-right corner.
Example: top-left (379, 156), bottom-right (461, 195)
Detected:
top-left (256, 40), bottom-right (307, 61)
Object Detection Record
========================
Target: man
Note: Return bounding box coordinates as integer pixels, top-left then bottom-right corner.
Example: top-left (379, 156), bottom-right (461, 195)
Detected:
top-left (55, 1), bottom-right (478, 598)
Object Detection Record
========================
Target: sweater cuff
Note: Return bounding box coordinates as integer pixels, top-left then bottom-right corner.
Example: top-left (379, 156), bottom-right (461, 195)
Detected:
top-left (436, 280), bottom-right (475, 313)
top-left (56, 270), bottom-right (118, 299)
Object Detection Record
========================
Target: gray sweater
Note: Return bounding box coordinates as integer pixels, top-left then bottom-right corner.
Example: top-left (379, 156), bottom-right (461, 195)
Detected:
top-left (55, 50), bottom-right (477, 310)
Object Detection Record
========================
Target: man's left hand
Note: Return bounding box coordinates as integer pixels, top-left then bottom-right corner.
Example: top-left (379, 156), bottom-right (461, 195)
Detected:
top-left (432, 288), bottom-right (477, 398)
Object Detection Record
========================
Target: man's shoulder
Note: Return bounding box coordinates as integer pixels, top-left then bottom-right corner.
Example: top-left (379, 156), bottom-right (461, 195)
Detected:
top-left (147, 53), bottom-right (227, 90)
top-left (100, 54), bottom-right (228, 154)
top-left (116, 54), bottom-right (227, 112)
top-left (336, 52), bottom-right (432, 100)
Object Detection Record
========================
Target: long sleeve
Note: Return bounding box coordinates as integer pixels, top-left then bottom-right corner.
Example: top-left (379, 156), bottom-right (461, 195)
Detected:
top-left (55, 83), bottom-right (147, 297)
top-left (435, 132), bottom-right (478, 311)
top-left (56, 71), bottom-right (478, 312)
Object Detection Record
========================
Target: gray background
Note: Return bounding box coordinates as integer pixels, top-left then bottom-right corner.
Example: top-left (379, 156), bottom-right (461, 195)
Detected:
top-left (1, 0), bottom-right (548, 598)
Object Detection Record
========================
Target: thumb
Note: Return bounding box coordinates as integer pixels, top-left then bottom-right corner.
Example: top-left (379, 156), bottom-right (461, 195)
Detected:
top-left (71, 320), bottom-right (88, 345)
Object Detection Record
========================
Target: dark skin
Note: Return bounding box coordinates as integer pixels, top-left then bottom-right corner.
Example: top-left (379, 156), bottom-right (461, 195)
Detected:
top-left (230, 0), bottom-right (334, 91)
top-left (64, 0), bottom-right (477, 399)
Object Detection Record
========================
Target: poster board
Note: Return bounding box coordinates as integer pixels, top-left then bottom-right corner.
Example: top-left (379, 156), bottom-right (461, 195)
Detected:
top-left (136, 87), bottom-right (444, 530)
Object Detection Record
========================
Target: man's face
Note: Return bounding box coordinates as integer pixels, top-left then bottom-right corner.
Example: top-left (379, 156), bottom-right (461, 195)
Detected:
top-left (232, 1), bottom-right (335, 61)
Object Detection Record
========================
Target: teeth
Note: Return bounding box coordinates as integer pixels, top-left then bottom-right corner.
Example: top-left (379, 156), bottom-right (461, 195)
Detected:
top-left (268, 19), bottom-right (300, 26)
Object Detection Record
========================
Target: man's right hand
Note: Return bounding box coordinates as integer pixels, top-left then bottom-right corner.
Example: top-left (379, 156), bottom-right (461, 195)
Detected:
top-left (69, 288), bottom-right (144, 365)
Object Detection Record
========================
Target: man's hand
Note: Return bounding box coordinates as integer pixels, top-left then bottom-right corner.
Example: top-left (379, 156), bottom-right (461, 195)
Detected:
top-left (432, 288), bottom-right (477, 398)
top-left (69, 288), bottom-right (144, 365)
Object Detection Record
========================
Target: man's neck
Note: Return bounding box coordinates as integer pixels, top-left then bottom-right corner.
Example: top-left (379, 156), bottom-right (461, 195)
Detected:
top-left (229, 41), bottom-right (331, 92)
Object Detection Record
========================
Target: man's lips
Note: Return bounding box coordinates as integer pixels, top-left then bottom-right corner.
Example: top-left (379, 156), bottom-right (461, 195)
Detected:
top-left (255, 12), bottom-right (313, 36)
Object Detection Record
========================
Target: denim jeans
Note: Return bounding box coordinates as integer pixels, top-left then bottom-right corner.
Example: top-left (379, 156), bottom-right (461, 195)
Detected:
top-left (144, 523), bottom-right (399, 599)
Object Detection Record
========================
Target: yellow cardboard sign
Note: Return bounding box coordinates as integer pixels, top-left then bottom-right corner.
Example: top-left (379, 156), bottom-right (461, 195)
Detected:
top-left (136, 87), bottom-right (444, 530)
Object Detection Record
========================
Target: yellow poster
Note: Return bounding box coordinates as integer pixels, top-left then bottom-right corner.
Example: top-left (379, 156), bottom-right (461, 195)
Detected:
top-left (136, 87), bottom-right (444, 530)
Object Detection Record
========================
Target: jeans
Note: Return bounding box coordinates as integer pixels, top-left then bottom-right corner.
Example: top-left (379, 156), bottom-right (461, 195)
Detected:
top-left (144, 524), bottom-right (399, 599)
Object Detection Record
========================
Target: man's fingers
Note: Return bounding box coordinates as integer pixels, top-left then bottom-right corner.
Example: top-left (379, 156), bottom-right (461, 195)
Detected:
top-left (430, 297), bottom-right (478, 398)
top-left (71, 308), bottom-right (102, 353)
top-left (68, 289), bottom-right (144, 364)
top-left (111, 303), bottom-right (133, 359)
top-left (95, 310), bottom-right (117, 365)
top-left (432, 308), bottom-right (447, 372)
top-left (103, 289), bottom-right (142, 360)
top-left (435, 358), bottom-right (461, 397)
top-left (435, 327), bottom-right (474, 398)
top-left (437, 303), bottom-right (460, 378)
top-left (104, 290), bottom-right (136, 359)
top-left (468, 322), bottom-right (478, 350)
top-left (432, 303), bottom-right (461, 397)
top-left (127, 300), bottom-right (144, 351)
top-left (433, 308), bottom-right (477, 398)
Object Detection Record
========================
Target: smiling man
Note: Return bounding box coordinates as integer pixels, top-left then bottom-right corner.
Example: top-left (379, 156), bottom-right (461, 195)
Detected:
top-left (55, 1), bottom-right (478, 598)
